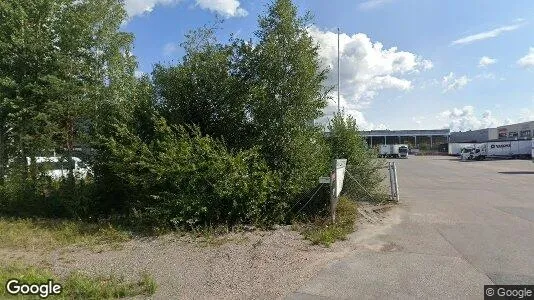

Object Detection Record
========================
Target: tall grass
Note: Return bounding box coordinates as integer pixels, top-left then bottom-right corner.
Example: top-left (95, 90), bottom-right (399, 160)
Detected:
top-left (0, 218), bottom-right (130, 251)
top-left (0, 264), bottom-right (157, 299)
top-left (295, 196), bottom-right (357, 247)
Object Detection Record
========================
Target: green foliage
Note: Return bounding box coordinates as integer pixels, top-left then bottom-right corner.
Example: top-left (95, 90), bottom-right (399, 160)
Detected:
top-left (0, 0), bottom-right (383, 235)
top-left (96, 110), bottom-right (280, 228)
top-left (152, 25), bottom-right (253, 151)
top-left (0, 264), bottom-right (156, 299)
top-left (0, 171), bottom-right (94, 219)
top-left (328, 113), bottom-right (386, 201)
top-left (297, 196), bottom-right (357, 247)
top-left (248, 0), bottom-right (331, 201)
top-left (0, 218), bottom-right (130, 250)
top-left (0, 0), bottom-right (135, 184)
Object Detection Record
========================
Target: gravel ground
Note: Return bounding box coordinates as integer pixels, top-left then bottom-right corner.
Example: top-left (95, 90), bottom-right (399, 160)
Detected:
top-left (2, 203), bottom-right (394, 299)
top-left (50, 228), bottom-right (352, 300)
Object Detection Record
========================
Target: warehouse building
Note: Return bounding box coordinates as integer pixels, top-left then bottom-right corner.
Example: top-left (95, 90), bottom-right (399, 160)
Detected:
top-left (450, 128), bottom-right (498, 143)
top-left (450, 121), bottom-right (534, 143)
top-left (496, 121), bottom-right (534, 140)
top-left (360, 129), bottom-right (450, 150)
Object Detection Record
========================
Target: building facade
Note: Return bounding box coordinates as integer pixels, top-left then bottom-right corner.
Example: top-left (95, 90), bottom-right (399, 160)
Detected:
top-left (450, 128), bottom-right (498, 143)
top-left (450, 121), bottom-right (534, 143)
top-left (496, 121), bottom-right (534, 140)
top-left (360, 129), bottom-right (450, 150)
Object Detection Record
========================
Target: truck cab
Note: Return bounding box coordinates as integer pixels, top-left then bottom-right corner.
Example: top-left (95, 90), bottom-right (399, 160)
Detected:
top-left (460, 146), bottom-right (475, 160)
top-left (399, 145), bottom-right (409, 158)
top-left (460, 144), bottom-right (487, 161)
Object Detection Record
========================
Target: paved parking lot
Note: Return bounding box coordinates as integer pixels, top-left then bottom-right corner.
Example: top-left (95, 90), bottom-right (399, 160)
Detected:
top-left (291, 156), bottom-right (534, 299)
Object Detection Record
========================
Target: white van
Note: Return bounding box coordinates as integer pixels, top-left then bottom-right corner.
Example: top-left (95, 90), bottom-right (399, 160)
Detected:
top-left (27, 157), bottom-right (92, 180)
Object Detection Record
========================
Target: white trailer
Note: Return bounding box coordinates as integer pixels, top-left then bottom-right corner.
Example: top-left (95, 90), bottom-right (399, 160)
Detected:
top-left (379, 144), bottom-right (409, 158)
top-left (461, 140), bottom-right (532, 160)
top-left (448, 143), bottom-right (475, 156)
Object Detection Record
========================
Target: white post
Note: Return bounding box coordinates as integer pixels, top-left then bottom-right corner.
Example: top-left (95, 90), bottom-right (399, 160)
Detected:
top-left (388, 162), bottom-right (395, 200)
top-left (331, 159), bottom-right (347, 222)
top-left (392, 162), bottom-right (399, 201)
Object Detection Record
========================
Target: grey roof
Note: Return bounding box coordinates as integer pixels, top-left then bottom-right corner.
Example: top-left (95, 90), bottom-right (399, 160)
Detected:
top-left (360, 129), bottom-right (450, 137)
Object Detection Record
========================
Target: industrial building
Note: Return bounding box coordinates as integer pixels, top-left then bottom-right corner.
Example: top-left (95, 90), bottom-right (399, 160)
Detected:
top-left (450, 121), bottom-right (534, 143)
top-left (361, 120), bottom-right (533, 152)
top-left (360, 129), bottom-right (450, 150)
top-left (450, 128), bottom-right (498, 143)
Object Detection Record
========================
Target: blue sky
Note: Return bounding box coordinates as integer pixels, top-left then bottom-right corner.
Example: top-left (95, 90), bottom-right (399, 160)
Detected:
top-left (123, 0), bottom-right (534, 131)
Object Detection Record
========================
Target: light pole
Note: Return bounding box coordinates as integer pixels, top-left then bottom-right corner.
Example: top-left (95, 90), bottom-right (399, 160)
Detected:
top-left (337, 27), bottom-right (340, 114)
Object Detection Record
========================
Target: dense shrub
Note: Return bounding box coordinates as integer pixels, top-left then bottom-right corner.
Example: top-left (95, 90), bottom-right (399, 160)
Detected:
top-left (327, 113), bottom-right (386, 202)
top-left (0, 172), bottom-right (93, 219)
top-left (0, 0), bottom-right (384, 232)
top-left (94, 116), bottom-right (281, 229)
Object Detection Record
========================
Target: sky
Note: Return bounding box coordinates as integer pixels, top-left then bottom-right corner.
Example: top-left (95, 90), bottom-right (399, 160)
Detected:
top-left (123, 0), bottom-right (534, 131)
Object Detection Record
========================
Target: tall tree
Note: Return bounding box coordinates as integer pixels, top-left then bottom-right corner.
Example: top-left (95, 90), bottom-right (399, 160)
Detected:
top-left (153, 26), bottom-right (253, 150)
top-left (0, 0), bottom-right (136, 179)
top-left (248, 0), bottom-right (330, 199)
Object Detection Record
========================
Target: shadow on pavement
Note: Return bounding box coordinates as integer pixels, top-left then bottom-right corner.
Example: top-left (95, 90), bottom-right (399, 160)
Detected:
top-left (498, 171), bottom-right (534, 175)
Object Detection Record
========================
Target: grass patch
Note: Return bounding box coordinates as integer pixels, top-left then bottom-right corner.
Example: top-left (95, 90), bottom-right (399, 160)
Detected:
top-left (296, 196), bottom-right (357, 247)
top-left (0, 264), bottom-right (156, 299)
top-left (0, 218), bottom-right (131, 251)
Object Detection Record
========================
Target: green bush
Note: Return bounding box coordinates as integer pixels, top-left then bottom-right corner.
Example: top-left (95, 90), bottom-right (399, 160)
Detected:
top-left (327, 113), bottom-right (386, 202)
top-left (0, 169), bottom-right (94, 219)
top-left (298, 196), bottom-right (357, 247)
top-left (95, 116), bottom-right (281, 229)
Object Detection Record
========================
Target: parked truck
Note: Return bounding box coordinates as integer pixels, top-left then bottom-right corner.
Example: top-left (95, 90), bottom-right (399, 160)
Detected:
top-left (448, 143), bottom-right (475, 156)
top-left (379, 144), bottom-right (409, 158)
top-left (460, 139), bottom-right (532, 160)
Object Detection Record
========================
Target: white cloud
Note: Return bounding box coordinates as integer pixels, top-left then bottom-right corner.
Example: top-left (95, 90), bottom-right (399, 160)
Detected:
top-left (195, 0), bottom-right (247, 17)
top-left (517, 47), bottom-right (534, 69)
top-left (163, 42), bottom-right (180, 56)
top-left (442, 72), bottom-right (470, 93)
top-left (123, 0), bottom-right (247, 19)
top-left (317, 95), bottom-right (387, 131)
top-left (358, 0), bottom-right (395, 11)
top-left (478, 56), bottom-right (496, 68)
top-left (451, 21), bottom-right (525, 46)
top-left (124, 0), bottom-right (181, 18)
top-left (438, 106), bottom-right (500, 131)
top-left (308, 26), bottom-right (431, 128)
top-left (421, 59), bottom-right (434, 70)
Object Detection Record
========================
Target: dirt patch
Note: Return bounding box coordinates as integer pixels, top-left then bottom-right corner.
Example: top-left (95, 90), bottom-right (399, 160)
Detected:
top-left (3, 228), bottom-right (345, 299)
top-left (1, 203), bottom-right (401, 299)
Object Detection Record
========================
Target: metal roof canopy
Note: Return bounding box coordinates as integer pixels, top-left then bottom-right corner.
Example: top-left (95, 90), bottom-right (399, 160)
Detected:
top-left (361, 129), bottom-right (450, 137)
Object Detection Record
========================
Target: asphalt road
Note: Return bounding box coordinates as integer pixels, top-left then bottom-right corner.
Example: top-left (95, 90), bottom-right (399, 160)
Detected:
top-left (290, 156), bottom-right (534, 299)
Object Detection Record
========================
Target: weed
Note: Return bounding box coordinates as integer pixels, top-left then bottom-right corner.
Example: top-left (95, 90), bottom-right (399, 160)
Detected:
top-left (296, 196), bottom-right (357, 247)
top-left (0, 218), bottom-right (131, 251)
top-left (0, 264), bottom-right (157, 299)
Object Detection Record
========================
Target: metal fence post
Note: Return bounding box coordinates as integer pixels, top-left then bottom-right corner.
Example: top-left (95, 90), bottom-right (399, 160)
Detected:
top-left (388, 162), bottom-right (395, 200)
top-left (392, 162), bottom-right (399, 201)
